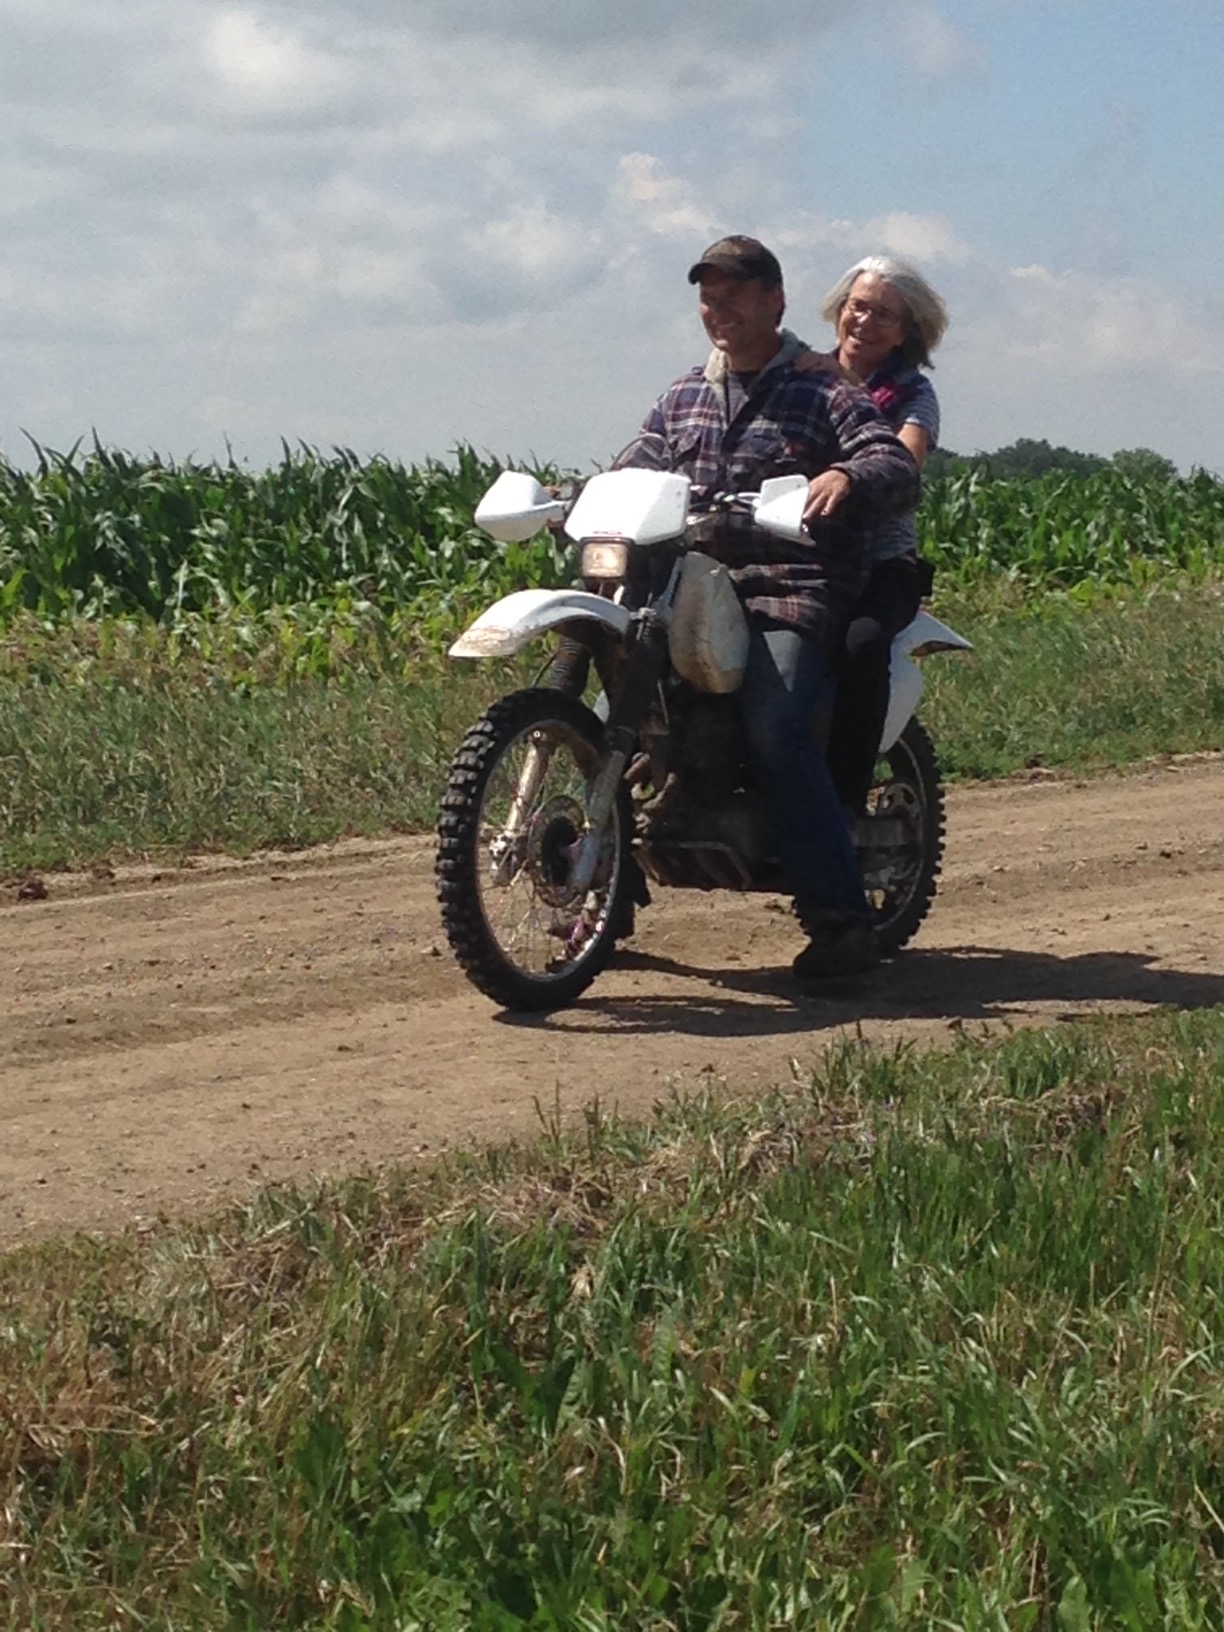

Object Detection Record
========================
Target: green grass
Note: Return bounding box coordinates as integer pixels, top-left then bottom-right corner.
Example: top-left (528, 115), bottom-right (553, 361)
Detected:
top-left (0, 610), bottom-right (540, 873)
top-left (0, 655), bottom-right (492, 872)
top-left (6, 1010), bottom-right (1224, 1627)
top-left (4, 574), bottom-right (1224, 875)
top-left (923, 574), bottom-right (1224, 779)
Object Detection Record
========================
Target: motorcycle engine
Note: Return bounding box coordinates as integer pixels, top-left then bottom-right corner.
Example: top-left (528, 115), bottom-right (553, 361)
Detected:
top-left (637, 685), bottom-right (773, 888)
top-left (670, 690), bottom-right (746, 803)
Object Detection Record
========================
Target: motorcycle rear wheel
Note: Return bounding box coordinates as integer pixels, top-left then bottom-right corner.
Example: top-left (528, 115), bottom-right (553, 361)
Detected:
top-left (436, 688), bottom-right (633, 1012)
top-left (862, 717), bottom-right (944, 953)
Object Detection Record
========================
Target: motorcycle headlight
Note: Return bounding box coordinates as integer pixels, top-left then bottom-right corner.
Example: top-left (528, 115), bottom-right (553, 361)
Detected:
top-left (580, 538), bottom-right (630, 579)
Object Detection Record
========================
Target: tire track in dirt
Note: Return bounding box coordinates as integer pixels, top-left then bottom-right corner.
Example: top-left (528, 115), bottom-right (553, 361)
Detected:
top-left (4, 759), bottom-right (1224, 1244)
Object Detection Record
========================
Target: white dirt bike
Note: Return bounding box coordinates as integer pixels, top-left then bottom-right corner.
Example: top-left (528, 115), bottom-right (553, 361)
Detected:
top-left (436, 467), bottom-right (971, 1011)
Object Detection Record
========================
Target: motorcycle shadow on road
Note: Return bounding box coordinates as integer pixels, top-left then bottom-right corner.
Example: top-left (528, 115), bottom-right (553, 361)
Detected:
top-left (499, 944), bottom-right (1224, 1037)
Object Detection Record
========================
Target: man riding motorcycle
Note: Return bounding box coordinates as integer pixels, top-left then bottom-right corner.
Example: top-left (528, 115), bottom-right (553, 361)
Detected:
top-left (614, 235), bottom-right (919, 979)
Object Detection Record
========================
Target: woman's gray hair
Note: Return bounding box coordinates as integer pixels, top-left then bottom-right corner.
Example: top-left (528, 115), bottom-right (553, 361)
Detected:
top-left (819, 255), bottom-right (948, 368)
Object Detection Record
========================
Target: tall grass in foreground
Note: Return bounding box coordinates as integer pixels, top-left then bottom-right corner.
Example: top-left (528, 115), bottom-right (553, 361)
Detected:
top-left (0, 615), bottom-right (539, 872)
top-left (921, 574), bottom-right (1224, 778)
top-left (4, 575), bottom-right (1224, 874)
top-left (6, 1010), bottom-right (1224, 1627)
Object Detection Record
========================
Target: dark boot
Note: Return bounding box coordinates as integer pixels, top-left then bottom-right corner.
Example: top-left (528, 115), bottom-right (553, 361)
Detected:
top-left (791, 905), bottom-right (880, 981)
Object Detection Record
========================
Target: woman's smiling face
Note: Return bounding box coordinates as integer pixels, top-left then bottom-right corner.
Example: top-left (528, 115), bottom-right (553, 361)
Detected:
top-left (836, 271), bottom-right (910, 377)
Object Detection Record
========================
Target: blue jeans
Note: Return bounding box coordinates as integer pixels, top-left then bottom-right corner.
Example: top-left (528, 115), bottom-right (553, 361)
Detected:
top-left (739, 624), bottom-right (871, 925)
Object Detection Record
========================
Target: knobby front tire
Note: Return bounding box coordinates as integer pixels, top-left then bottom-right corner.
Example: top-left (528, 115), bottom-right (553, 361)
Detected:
top-left (435, 688), bottom-right (633, 1012)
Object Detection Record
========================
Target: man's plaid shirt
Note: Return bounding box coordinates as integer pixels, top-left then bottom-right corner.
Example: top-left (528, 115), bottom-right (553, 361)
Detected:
top-left (615, 342), bottom-right (918, 659)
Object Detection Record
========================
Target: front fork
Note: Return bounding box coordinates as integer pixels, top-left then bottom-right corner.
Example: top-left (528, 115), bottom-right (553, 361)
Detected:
top-left (566, 611), bottom-right (670, 893)
top-left (544, 634), bottom-right (592, 698)
top-left (488, 633), bottom-right (600, 886)
top-left (488, 735), bottom-right (554, 886)
top-left (490, 609), bottom-right (669, 896)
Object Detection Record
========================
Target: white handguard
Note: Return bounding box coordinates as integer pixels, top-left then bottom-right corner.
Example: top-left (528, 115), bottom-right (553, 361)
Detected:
top-left (752, 474), bottom-right (809, 541)
top-left (474, 471), bottom-right (565, 542)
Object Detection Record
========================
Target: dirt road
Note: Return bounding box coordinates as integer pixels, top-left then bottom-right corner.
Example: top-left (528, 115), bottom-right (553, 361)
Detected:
top-left (4, 759), bottom-right (1224, 1245)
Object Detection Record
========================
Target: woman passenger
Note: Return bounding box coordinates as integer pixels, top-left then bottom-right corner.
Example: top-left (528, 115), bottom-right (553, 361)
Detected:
top-left (809, 256), bottom-right (948, 813)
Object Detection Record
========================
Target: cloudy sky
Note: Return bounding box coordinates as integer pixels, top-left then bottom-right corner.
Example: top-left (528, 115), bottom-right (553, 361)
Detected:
top-left (2, 0), bottom-right (1221, 472)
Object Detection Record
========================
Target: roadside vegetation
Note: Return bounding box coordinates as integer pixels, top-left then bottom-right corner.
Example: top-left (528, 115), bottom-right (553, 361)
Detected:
top-left (4, 575), bottom-right (1224, 875)
top-left (2, 442), bottom-right (1224, 874)
top-left (5, 445), bottom-right (1224, 1627)
top-left (6, 1010), bottom-right (1224, 1628)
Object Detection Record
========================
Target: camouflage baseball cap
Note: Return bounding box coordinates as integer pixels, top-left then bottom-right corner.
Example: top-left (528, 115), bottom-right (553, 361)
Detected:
top-left (687, 235), bottom-right (783, 287)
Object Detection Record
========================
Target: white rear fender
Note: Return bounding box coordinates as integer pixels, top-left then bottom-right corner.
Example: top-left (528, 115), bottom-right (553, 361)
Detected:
top-left (448, 589), bottom-right (631, 660)
top-left (879, 611), bottom-right (972, 752)
top-left (880, 652), bottom-right (922, 753)
top-left (893, 610), bottom-right (973, 659)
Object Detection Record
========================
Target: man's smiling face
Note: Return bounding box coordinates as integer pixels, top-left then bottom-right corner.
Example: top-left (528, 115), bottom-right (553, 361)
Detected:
top-left (698, 269), bottom-right (784, 366)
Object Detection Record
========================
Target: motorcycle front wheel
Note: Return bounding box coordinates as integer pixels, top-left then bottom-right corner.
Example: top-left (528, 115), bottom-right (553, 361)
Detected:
top-left (435, 687), bottom-right (633, 1012)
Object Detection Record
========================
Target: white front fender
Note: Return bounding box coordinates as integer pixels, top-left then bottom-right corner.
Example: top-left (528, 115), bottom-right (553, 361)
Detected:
top-left (448, 589), bottom-right (632, 659)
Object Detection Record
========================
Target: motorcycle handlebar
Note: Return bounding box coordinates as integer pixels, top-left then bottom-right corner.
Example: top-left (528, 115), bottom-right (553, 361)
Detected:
top-left (688, 491), bottom-right (762, 524)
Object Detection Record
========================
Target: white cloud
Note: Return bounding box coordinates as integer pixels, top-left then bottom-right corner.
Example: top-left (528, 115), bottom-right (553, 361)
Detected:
top-left (756, 209), bottom-right (971, 306)
top-left (206, 9), bottom-right (349, 113)
top-left (895, 3), bottom-right (986, 78)
top-left (996, 263), bottom-right (1224, 373)
top-left (335, 0), bottom-right (855, 50)
top-left (859, 213), bottom-right (971, 264)
top-left (0, 158), bottom-right (73, 218)
top-left (613, 155), bottom-right (716, 239)
top-left (926, 257), bottom-right (1224, 469)
top-left (478, 207), bottom-right (593, 282)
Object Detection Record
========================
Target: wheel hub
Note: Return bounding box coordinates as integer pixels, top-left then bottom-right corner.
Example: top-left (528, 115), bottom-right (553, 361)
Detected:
top-left (525, 797), bottom-right (586, 907)
top-left (864, 780), bottom-right (922, 892)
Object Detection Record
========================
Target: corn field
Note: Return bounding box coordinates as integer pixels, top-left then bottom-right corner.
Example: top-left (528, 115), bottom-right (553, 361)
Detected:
top-left (0, 442), bottom-right (570, 626)
top-left (1, 440), bottom-right (1222, 628)
top-left (919, 464), bottom-right (1224, 586)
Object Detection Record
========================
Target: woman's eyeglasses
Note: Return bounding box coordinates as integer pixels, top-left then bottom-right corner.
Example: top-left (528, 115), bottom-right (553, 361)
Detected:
top-left (844, 297), bottom-right (906, 329)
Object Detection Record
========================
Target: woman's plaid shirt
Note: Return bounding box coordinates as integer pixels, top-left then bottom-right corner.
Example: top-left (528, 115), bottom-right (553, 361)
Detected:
top-left (615, 349), bottom-right (918, 658)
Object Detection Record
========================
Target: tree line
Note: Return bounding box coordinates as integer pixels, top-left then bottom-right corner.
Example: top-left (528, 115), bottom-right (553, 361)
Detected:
top-left (926, 439), bottom-right (1180, 483)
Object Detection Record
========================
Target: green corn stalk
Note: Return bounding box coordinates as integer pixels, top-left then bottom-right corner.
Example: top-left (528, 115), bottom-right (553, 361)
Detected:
top-left (1, 442), bottom-right (1222, 633)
